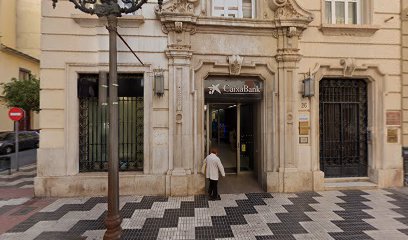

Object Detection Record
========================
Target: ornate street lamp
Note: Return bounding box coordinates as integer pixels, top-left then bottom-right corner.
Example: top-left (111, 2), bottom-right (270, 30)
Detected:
top-left (51, 1), bottom-right (163, 239)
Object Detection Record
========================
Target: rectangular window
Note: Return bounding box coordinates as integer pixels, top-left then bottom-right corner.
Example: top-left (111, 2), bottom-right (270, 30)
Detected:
top-left (19, 68), bottom-right (31, 80)
top-left (212, 0), bottom-right (255, 19)
top-left (325, 0), bottom-right (360, 25)
top-left (78, 73), bottom-right (144, 172)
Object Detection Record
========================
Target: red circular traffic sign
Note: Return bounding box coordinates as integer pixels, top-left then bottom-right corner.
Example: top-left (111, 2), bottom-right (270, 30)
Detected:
top-left (8, 107), bottom-right (25, 121)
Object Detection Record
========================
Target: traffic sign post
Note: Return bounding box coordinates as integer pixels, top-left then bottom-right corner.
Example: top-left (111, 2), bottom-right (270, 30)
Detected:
top-left (8, 108), bottom-right (24, 171)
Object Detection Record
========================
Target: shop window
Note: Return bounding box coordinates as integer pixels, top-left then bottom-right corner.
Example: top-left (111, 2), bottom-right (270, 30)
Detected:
top-left (325, 0), bottom-right (361, 24)
top-left (212, 0), bottom-right (255, 19)
top-left (78, 73), bottom-right (144, 172)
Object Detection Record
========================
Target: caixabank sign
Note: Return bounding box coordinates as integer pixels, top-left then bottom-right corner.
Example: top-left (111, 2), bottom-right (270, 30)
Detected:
top-left (204, 77), bottom-right (263, 102)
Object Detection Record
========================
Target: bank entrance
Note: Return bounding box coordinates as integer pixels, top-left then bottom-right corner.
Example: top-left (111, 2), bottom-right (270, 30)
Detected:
top-left (204, 77), bottom-right (263, 193)
top-left (206, 103), bottom-right (256, 174)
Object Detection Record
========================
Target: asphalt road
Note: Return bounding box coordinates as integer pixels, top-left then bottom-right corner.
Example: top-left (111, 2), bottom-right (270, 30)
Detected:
top-left (0, 149), bottom-right (37, 170)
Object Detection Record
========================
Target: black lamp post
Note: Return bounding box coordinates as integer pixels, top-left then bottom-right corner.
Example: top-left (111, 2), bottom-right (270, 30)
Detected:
top-left (51, 1), bottom-right (163, 239)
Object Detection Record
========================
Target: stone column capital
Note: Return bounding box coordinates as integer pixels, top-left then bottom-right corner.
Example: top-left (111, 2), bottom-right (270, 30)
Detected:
top-left (158, 12), bottom-right (197, 58)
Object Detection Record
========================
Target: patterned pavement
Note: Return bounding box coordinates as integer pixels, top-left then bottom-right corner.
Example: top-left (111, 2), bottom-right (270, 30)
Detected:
top-left (0, 167), bottom-right (408, 239)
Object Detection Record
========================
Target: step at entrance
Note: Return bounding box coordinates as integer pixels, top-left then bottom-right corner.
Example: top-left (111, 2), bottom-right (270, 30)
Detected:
top-left (324, 177), bottom-right (377, 191)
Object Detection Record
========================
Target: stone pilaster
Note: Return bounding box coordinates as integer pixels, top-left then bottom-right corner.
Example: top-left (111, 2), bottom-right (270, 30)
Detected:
top-left (157, 1), bottom-right (203, 196)
top-left (266, 0), bottom-right (314, 192)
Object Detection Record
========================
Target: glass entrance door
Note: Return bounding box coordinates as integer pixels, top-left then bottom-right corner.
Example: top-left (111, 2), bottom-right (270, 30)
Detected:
top-left (205, 103), bottom-right (255, 174)
top-left (239, 103), bottom-right (254, 172)
top-left (207, 104), bottom-right (237, 173)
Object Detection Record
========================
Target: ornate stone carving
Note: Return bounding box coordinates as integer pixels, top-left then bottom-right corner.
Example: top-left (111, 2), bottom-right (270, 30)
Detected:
top-left (176, 69), bottom-right (183, 111)
top-left (161, 21), bottom-right (196, 35)
top-left (228, 55), bottom-right (244, 75)
top-left (159, 0), bottom-right (199, 14)
top-left (340, 58), bottom-right (357, 76)
top-left (287, 26), bottom-right (297, 37)
top-left (275, 3), bottom-right (302, 19)
top-left (268, 0), bottom-right (313, 22)
top-left (268, 0), bottom-right (288, 11)
top-left (175, 21), bottom-right (183, 33)
top-left (402, 7), bottom-right (408, 21)
top-left (271, 29), bottom-right (279, 38)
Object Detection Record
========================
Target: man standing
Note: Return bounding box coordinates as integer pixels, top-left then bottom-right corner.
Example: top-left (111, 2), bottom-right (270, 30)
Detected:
top-left (203, 148), bottom-right (225, 200)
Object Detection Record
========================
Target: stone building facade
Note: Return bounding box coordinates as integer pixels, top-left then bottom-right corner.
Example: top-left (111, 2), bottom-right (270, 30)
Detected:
top-left (36, 0), bottom-right (404, 197)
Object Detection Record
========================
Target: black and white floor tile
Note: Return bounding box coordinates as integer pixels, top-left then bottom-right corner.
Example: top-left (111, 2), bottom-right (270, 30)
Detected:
top-left (1, 189), bottom-right (408, 240)
top-left (0, 165), bottom-right (36, 189)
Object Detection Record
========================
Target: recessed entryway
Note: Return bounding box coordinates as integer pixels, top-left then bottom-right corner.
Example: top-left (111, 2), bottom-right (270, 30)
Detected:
top-left (203, 76), bottom-right (265, 193)
top-left (319, 79), bottom-right (368, 178)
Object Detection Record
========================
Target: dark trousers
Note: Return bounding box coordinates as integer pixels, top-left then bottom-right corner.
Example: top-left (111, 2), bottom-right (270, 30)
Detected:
top-left (208, 179), bottom-right (218, 199)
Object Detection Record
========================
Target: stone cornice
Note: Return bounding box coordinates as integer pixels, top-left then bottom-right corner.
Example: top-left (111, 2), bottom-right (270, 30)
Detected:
top-left (165, 48), bottom-right (193, 60)
top-left (71, 14), bottom-right (145, 28)
top-left (319, 24), bottom-right (380, 37)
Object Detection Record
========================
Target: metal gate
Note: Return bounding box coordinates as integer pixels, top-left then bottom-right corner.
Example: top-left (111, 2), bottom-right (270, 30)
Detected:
top-left (319, 79), bottom-right (368, 178)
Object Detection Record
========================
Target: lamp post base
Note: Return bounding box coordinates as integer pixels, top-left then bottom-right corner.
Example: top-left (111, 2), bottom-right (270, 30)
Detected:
top-left (104, 215), bottom-right (122, 240)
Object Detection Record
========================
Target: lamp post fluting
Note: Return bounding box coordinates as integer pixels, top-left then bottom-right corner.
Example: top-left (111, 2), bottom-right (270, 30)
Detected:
top-left (51, 1), bottom-right (163, 239)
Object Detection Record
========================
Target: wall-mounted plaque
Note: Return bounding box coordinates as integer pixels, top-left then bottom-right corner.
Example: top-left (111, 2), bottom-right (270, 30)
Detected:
top-left (387, 128), bottom-right (398, 143)
top-left (299, 121), bottom-right (310, 135)
top-left (386, 111), bottom-right (401, 126)
top-left (299, 137), bottom-right (309, 144)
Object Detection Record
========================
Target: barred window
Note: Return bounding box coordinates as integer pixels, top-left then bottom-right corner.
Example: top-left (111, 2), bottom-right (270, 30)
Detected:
top-left (78, 73), bottom-right (144, 172)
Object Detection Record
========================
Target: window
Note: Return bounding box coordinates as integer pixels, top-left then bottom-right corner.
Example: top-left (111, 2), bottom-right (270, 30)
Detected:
top-left (19, 68), bottom-right (31, 80)
top-left (78, 74), bottom-right (144, 172)
top-left (212, 0), bottom-right (255, 19)
top-left (325, 0), bottom-right (360, 24)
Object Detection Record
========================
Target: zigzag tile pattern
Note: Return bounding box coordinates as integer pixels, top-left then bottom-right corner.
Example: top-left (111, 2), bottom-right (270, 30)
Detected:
top-left (1, 189), bottom-right (408, 240)
top-left (0, 165), bottom-right (36, 189)
top-left (329, 190), bottom-right (377, 240)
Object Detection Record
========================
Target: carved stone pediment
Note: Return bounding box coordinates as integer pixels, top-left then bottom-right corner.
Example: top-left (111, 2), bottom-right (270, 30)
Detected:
top-left (156, 0), bottom-right (199, 15)
top-left (268, 0), bottom-right (313, 25)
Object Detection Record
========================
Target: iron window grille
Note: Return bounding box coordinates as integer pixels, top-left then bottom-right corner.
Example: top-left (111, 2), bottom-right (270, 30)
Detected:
top-left (78, 73), bottom-right (144, 172)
